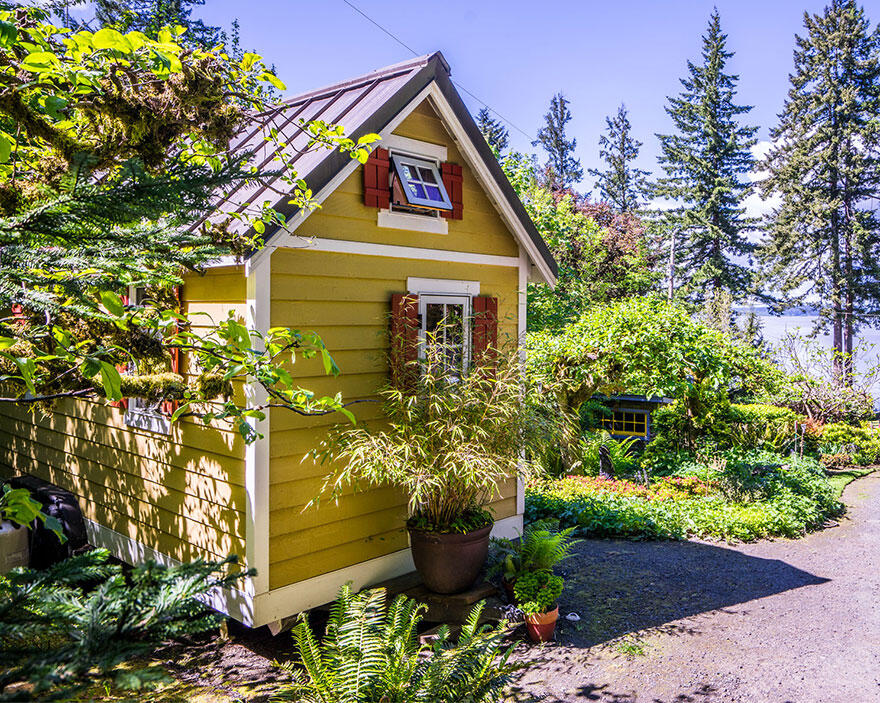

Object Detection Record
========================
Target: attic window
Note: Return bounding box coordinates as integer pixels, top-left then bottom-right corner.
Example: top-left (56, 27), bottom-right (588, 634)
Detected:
top-left (391, 155), bottom-right (453, 213)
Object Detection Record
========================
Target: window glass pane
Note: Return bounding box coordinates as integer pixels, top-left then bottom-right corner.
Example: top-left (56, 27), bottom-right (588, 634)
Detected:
top-left (425, 303), bottom-right (445, 333)
top-left (401, 164), bottom-right (415, 180)
top-left (418, 167), bottom-right (437, 183)
top-left (408, 182), bottom-right (426, 199)
top-left (424, 185), bottom-right (443, 201)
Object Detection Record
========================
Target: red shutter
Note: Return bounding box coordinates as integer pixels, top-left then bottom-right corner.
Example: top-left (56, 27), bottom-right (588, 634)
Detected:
top-left (363, 147), bottom-right (391, 209)
top-left (472, 296), bottom-right (498, 371)
top-left (111, 293), bottom-right (130, 410)
top-left (390, 293), bottom-right (419, 388)
top-left (161, 286), bottom-right (181, 416)
top-left (440, 162), bottom-right (463, 220)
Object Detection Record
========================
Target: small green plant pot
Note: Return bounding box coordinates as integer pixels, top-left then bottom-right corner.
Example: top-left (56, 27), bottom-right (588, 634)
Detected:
top-left (524, 605), bottom-right (558, 643)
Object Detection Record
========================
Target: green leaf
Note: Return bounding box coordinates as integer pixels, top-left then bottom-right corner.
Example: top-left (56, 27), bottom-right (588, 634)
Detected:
top-left (100, 290), bottom-right (125, 317)
top-left (253, 220), bottom-right (265, 235)
top-left (93, 27), bottom-right (130, 52)
top-left (241, 52), bottom-right (259, 70)
top-left (20, 51), bottom-right (57, 72)
top-left (260, 71), bottom-right (286, 91)
top-left (99, 362), bottom-right (122, 401)
top-left (0, 337), bottom-right (15, 350)
top-left (0, 20), bottom-right (18, 49)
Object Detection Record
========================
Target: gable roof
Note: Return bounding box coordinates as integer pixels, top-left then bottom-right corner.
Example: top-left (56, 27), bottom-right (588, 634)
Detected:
top-left (223, 52), bottom-right (557, 284)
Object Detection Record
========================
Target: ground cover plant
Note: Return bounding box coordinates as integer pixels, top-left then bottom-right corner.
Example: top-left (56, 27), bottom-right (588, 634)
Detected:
top-left (525, 451), bottom-right (844, 542)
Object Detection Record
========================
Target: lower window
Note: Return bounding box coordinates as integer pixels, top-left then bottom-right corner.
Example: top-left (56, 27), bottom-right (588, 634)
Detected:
top-left (601, 410), bottom-right (648, 438)
top-left (418, 294), bottom-right (470, 376)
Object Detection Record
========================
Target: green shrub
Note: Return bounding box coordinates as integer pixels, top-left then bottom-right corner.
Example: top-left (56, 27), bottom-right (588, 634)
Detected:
top-left (820, 423), bottom-right (880, 466)
top-left (574, 430), bottom-right (638, 476)
top-left (513, 570), bottom-right (563, 616)
top-left (276, 585), bottom-right (518, 703)
top-left (491, 526), bottom-right (580, 583)
top-left (526, 450), bottom-right (843, 542)
top-left (726, 403), bottom-right (800, 451)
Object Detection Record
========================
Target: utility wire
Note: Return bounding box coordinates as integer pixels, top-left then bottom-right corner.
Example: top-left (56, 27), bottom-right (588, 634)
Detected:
top-left (340, 0), bottom-right (535, 143)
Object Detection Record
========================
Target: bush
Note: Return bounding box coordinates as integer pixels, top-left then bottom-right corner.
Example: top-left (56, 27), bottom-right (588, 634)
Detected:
top-left (525, 451), bottom-right (842, 542)
top-left (276, 585), bottom-right (518, 703)
top-left (513, 570), bottom-right (563, 616)
top-left (819, 423), bottom-right (880, 466)
top-left (574, 430), bottom-right (638, 476)
top-left (726, 403), bottom-right (800, 452)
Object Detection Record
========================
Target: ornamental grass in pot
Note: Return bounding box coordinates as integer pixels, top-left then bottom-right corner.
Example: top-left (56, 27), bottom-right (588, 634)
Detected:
top-left (513, 570), bottom-right (564, 643)
top-left (317, 336), bottom-right (537, 594)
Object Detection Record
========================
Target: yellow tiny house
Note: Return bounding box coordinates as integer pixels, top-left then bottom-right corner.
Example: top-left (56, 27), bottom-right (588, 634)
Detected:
top-left (0, 52), bottom-right (556, 628)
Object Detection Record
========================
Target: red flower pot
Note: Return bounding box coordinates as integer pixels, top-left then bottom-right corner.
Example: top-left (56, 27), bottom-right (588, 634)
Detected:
top-left (525, 605), bottom-right (559, 643)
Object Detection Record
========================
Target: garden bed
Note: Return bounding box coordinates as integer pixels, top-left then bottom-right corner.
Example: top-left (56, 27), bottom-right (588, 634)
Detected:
top-left (525, 451), bottom-right (848, 542)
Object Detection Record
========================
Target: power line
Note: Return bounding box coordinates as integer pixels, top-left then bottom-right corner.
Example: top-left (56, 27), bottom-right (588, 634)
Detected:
top-left (340, 0), bottom-right (535, 143)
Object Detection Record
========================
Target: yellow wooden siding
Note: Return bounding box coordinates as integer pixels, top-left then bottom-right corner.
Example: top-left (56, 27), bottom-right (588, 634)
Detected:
top-left (0, 266), bottom-right (248, 566)
top-left (268, 244), bottom-right (521, 589)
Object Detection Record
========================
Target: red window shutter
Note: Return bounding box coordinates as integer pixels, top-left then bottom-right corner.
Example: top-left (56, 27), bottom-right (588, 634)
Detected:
top-left (390, 293), bottom-right (419, 388)
top-left (111, 292), bottom-right (130, 410)
top-left (440, 162), bottom-right (463, 220)
top-left (161, 286), bottom-right (181, 416)
top-left (363, 147), bottom-right (391, 209)
top-left (472, 296), bottom-right (498, 370)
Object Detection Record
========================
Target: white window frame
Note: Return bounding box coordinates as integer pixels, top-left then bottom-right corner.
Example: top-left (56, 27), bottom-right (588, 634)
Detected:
top-left (390, 154), bottom-right (453, 212)
top-left (409, 279), bottom-right (479, 374)
top-left (123, 286), bottom-right (170, 435)
top-left (417, 294), bottom-right (471, 372)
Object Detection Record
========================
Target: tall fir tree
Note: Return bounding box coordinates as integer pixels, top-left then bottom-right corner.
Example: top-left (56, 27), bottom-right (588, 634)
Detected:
top-left (588, 104), bottom-right (652, 213)
top-left (95, 0), bottom-right (222, 46)
top-left (475, 107), bottom-right (509, 154)
top-left (655, 9), bottom-right (758, 304)
top-left (533, 93), bottom-right (583, 192)
top-left (760, 0), bottom-right (880, 383)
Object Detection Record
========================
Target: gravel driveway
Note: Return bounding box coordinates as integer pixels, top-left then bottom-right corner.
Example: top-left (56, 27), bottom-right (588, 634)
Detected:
top-left (508, 473), bottom-right (880, 703)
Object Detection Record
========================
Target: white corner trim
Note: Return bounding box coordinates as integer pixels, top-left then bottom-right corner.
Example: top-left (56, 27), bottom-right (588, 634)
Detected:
top-left (407, 277), bottom-right (480, 296)
top-left (377, 209), bottom-right (448, 234)
top-left (382, 133), bottom-right (447, 161)
top-left (491, 513), bottom-right (524, 540)
top-left (297, 237), bottom-right (519, 269)
top-left (245, 252), bottom-right (272, 598)
top-left (83, 518), bottom-right (256, 626)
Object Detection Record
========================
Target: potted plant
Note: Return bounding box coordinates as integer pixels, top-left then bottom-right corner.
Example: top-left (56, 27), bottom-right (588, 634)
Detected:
top-left (316, 339), bottom-right (537, 594)
top-left (491, 525), bottom-right (579, 601)
top-left (513, 570), bottom-right (563, 643)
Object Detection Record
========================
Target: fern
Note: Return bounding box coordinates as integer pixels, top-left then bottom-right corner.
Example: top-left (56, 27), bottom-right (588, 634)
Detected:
top-left (276, 584), bottom-right (520, 703)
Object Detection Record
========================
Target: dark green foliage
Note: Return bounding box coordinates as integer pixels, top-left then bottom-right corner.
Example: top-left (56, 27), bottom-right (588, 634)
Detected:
top-left (533, 93), bottom-right (583, 191)
top-left (475, 107), bottom-right (509, 154)
top-left (490, 525), bottom-right (580, 583)
top-left (526, 451), bottom-right (843, 542)
top-left (588, 104), bottom-right (652, 213)
top-left (655, 9), bottom-right (758, 304)
top-left (759, 0), bottom-right (880, 378)
top-left (512, 570), bottom-right (563, 616)
top-left (0, 549), bottom-right (247, 697)
top-left (276, 584), bottom-right (519, 703)
top-left (819, 423), bottom-right (880, 465)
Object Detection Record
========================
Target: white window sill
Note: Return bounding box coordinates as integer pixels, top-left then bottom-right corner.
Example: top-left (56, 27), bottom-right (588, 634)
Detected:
top-left (124, 407), bottom-right (170, 435)
top-left (377, 209), bottom-right (448, 235)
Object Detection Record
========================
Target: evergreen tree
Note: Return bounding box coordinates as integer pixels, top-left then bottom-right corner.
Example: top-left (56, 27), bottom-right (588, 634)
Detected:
top-left (533, 93), bottom-right (583, 191)
top-left (475, 107), bottom-right (509, 153)
top-left (588, 104), bottom-right (652, 213)
top-left (760, 0), bottom-right (880, 383)
top-left (655, 10), bottom-right (758, 304)
top-left (95, 0), bottom-right (222, 46)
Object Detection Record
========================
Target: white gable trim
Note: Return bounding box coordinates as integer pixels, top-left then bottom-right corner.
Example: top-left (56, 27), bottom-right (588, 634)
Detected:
top-left (251, 81), bottom-right (555, 286)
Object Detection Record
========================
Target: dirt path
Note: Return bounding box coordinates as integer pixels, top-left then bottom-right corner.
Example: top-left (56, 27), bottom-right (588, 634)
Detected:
top-left (508, 473), bottom-right (880, 703)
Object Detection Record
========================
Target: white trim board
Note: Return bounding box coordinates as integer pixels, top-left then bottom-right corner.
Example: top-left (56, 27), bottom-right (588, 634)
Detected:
top-left (407, 277), bottom-right (480, 295)
top-left (377, 209), bottom-right (448, 234)
top-left (83, 518), bottom-right (256, 626)
top-left (292, 236), bottom-right (519, 268)
top-left (382, 133), bottom-right (447, 161)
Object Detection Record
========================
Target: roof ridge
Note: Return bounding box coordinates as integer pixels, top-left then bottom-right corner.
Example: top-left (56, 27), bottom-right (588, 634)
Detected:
top-left (255, 52), bottom-right (447, 118)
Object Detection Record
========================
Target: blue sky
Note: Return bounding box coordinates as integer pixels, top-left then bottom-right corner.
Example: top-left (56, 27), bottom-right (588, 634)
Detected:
top-left (189, 0), bottom-right (879, 196)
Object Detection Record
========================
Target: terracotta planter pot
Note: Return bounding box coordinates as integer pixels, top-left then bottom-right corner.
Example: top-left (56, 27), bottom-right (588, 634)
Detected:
top-left (408, 524), bottom-right (492, 594)
top-left (525, 605), bottom-right (559, 643)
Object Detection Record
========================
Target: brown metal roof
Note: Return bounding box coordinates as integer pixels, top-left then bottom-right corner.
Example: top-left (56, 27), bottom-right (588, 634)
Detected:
top-left (218, 52), bottom-right (557, 278)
